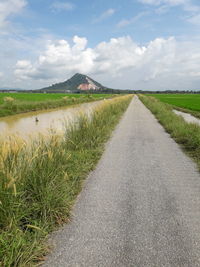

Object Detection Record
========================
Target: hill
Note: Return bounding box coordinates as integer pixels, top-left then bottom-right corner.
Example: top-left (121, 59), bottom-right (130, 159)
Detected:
top-left (39, 73), bottom-right (105, 93)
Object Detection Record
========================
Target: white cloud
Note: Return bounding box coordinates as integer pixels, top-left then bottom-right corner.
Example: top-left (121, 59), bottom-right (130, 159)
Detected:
top-left (14, 35), bottom-right (200, 90)
top-left (93, 9), bottom-right (115, 23)
top-left (93, 37), bottom-right (147, 75)
top-left (0, 71), bottom-right (3, 77)
top-left (15, 36), bottom-right (96, 81)
top-left (73, 35), bottom-right (88, 51)
top-left (0, 0), bottom-right (27, 29)
top-left (16, 60), bottom-right (32, 68)
top-left (50, 1), bottom-right (75, 12)
top-left (15, 60), bottom-right (36, 80)
top-left (117, 12), bottom-right (148, 28)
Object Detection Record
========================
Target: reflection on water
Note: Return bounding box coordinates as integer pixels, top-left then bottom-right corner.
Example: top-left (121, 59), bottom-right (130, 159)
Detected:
top-left (0, 101), bottom-right (102, 140)
top-left (173, 110), bottom-right (200, 126)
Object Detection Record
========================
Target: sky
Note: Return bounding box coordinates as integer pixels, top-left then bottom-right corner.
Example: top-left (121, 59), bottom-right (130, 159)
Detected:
top-left (1, 0), bottom-right (200, 90)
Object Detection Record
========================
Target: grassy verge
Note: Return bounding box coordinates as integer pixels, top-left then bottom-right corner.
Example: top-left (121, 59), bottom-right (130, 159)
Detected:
top-left (147, 94), bottom-right (200, 119)
top-left (0, 94), bottom-right (115, 118)
top-left (0, 95), bottom-right (132, 266)
top-left (139, 95), bottom-right (200, 168)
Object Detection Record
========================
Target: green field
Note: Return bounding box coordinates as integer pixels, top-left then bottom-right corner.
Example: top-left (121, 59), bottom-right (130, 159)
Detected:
top-left (0, 93), bottom-right (112, 104)
top-left (0, 93), bottom-right (114, 117)
top-left (149, 94), bottom-right (200, 112)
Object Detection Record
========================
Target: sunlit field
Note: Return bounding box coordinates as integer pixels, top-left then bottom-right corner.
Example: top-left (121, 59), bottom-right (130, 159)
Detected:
top-left (149, 94), bottom-right (200, 112)
top-left (0, 93), bottom-right (115, 117)
top-left (0, 93), bottom-right (113, 104)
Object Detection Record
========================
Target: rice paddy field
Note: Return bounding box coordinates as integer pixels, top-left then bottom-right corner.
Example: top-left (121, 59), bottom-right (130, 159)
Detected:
top-left (149, 94), bottom-right (200, 112)
top-left (0, 93), bottom-right (112, 104)
top-left (0, 93), bottom-right (115, 117)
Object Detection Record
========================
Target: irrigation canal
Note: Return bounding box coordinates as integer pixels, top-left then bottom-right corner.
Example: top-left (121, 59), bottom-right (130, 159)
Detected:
top-left (173, 109), bottom-right (200, 126)
top-left (0, 101), bottom-right (102, 140)
top-left (44, 97), bottom-right (200, 267)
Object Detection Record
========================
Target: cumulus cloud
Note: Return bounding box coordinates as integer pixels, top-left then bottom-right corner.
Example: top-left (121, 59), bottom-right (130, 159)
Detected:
top-left (0, 72), bottom-right (3, 77)
top-left (0, 0), bottom-right (27, 28)
top-left (15, 36), bottom-right (96, 81)
top-left (14, 35), bottom-right (200, 90)
top-left (15, 60), bottom-right (37, 80)
top-left (93, 9), bottom-right (115, 23)
top-left (50, 1), bottom-right (75, 12)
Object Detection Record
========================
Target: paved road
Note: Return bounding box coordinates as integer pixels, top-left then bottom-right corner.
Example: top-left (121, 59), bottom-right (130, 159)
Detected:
top-left (44, 97), bottom-right (200, 267)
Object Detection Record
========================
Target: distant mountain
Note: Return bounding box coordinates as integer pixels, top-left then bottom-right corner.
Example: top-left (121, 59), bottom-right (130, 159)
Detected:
top-left (0, 87), bottom-right (22, 91)
top-left (40, 73), bottom-right (105, 92)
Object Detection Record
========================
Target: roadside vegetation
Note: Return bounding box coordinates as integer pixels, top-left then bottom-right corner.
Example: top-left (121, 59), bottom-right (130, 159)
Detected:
top-left (139, 95), bottom-right (200, 169)
top-left (0, 93), bottom-right (115, 117)
top-left (0, 95), bottom-right (132, 266)
top-left (149, 94), bottom-right (200, 118)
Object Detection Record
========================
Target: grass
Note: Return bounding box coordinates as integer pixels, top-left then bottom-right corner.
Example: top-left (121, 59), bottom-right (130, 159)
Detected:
top-left (0, 93), bottom-right (115, 118)
top-left (149, 94), bottom-right (200, 118)
top-left (0, 95), bottom-right (132, 266)
top-left (139, 95), bottom-right (200, 168)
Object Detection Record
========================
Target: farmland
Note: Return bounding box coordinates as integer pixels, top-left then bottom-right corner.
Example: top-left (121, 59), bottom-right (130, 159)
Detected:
top-left (149, 94), bottom-right (200, 113)
top-left (0, 93), bottom-right (112, 103)
top-left (140, 94), bottom-right (200, 167)
top-left (0, 93), bottom-right (115, 117)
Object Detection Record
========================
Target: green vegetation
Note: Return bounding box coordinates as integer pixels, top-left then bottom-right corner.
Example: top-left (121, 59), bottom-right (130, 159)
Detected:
top-left (0, 95), bottom-right (132, 266)
top-left (37, 73), bottom-right (135, 94)
top-left (139, 95), bottom-right (200, 168)
top-left (149, 94), bottom-right (200, 118)
top-left (41, 73), bottom-right (103, 92)
top-left (0, 93), bottom-right (114, 117)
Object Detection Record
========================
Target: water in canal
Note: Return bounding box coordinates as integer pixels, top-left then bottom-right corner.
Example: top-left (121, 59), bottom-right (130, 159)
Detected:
top-left (0, 101), bottom-right (103, 140)
top-left (173, 109), bottom-right (200, 126)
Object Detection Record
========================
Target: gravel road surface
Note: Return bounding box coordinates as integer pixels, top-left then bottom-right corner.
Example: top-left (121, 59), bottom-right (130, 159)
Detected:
top-left (44, 97), bottom-right (200, 267)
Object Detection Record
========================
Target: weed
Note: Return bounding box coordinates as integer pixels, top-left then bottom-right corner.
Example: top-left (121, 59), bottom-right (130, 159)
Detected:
top-left (0, 95), bottom-right (132, 266)
top-left (139, 95), bottom-right (200, 168)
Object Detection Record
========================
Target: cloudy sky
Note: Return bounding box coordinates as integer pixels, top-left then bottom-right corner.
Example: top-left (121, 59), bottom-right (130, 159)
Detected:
top-left (1, 0), bottom-right (200, 90)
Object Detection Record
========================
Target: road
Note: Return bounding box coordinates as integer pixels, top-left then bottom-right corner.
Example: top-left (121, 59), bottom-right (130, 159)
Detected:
top-left (44, 97), bottom-right (200, 267)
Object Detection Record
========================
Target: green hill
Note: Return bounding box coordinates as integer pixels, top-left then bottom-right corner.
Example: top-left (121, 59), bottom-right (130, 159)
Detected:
top-left (40, 73), bottom-right (105, 92)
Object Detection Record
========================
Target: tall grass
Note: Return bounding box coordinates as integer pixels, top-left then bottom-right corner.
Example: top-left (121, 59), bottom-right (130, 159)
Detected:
top-left (139, 95), bottom-right (200, 167)
top-left (0, 95), bottom-right (132, 266)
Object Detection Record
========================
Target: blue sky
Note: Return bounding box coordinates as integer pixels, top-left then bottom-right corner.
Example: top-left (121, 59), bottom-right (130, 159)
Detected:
top-left (1, 0), bottom-right (200, 90)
